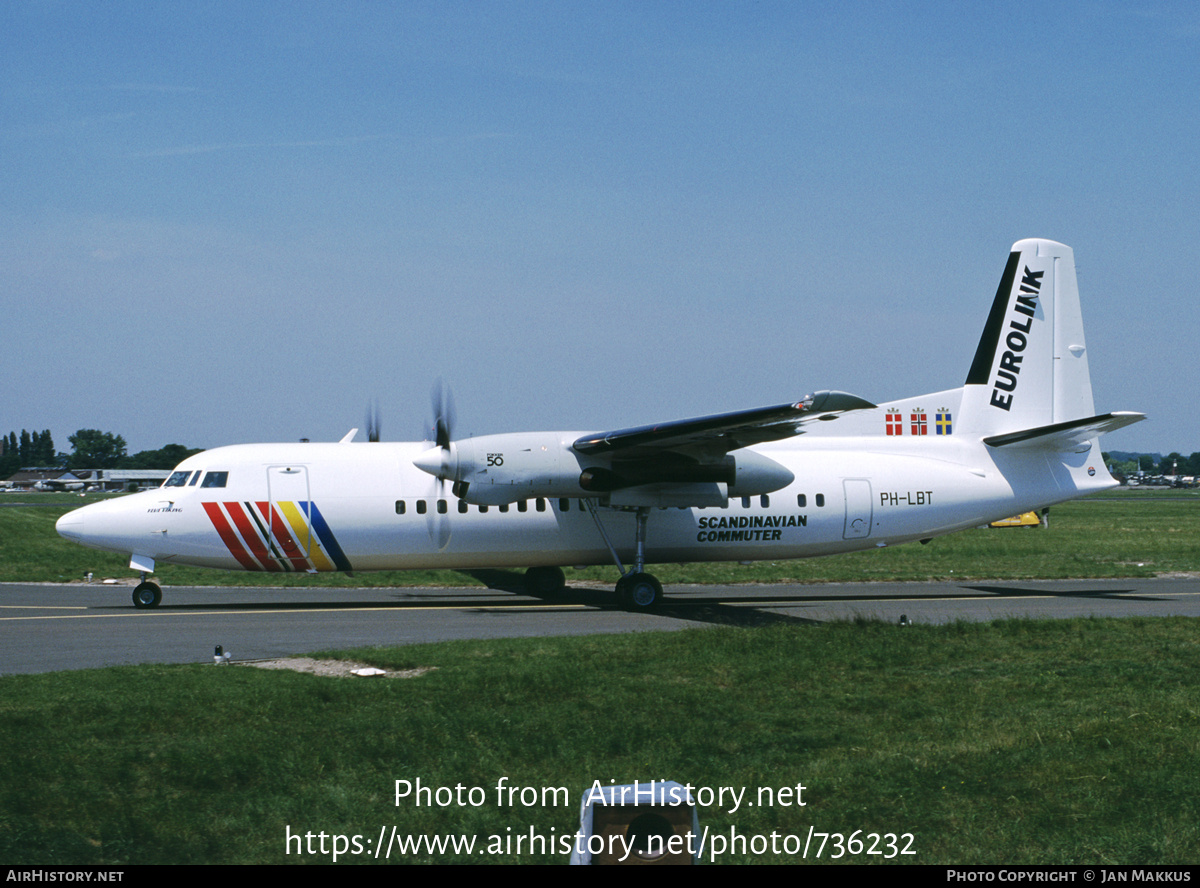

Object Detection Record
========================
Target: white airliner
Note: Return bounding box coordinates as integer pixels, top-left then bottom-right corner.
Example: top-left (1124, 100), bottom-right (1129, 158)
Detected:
top-left (57, 239), bottom-right (1142, 610)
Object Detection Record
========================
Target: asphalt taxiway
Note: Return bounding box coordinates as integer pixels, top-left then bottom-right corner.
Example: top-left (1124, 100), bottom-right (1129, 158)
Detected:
top-left (3, 575), bottom-right (1198, 675)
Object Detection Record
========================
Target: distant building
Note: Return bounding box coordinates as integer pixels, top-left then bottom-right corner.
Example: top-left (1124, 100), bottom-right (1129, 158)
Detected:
top-left (1, 468), bottom-right (169, 491)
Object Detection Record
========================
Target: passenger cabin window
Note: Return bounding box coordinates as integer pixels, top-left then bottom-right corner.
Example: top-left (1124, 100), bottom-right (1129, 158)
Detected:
top-left (416, 500), bottom-right (427, 515)
top-left (200, 472), bottom-right (228, 488)
top-left (797, 494), bottom-right (807, 507)
top-left (395, 501), bottom-right (406, 514)
top-left (816, 494), bottom-right (825, 507)
top-left (458, 500), bottom-right (468, 513)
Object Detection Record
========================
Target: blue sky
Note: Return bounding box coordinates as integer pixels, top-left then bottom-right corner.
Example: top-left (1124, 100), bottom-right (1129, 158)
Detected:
top-left (3, 1), bottom-right (1195, 456)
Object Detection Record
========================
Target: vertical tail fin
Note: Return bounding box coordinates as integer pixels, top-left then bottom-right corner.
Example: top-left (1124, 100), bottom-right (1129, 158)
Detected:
top-left (958, 239), bottom-right (1095, 437)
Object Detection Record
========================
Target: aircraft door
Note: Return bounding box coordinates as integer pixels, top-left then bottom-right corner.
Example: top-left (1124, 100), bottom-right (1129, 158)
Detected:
top-left (267, 465), bottom-right (312, 557)
top-left (842, 479), bottom-right (873, 540)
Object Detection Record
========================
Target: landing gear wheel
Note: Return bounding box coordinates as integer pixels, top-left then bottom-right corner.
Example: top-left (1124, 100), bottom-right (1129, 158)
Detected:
top-left (617, 572), bottom-right (662, 611)
top-left (524, 566), bottom-right (566, 595)
top-left (132, 582), bottom-right (162, 609)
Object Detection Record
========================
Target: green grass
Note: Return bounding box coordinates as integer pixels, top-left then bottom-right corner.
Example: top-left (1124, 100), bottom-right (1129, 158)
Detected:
top-left (4, 489), bottom-right (1198, 587)
top-left (1, 618), bottom-right (1198, 864)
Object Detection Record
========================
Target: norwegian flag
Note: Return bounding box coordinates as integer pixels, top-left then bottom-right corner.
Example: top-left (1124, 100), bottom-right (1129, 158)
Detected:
top-left (910, 410), bottom-right (928, 436)
top-left (886, 409), bottom-right (903, 436)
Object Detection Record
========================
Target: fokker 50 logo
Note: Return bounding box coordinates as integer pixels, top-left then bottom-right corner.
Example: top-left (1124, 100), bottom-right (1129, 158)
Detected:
top-left (990, 266), bottom-right (1042, 411)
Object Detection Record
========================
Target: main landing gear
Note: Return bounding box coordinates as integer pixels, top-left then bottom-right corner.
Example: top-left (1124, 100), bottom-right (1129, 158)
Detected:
top-left (615, 572), bottom-right (663, 610)
top-left (132, 574), bottom-right (162, 609)
top-left (583, 503), bottom-right (664, 612)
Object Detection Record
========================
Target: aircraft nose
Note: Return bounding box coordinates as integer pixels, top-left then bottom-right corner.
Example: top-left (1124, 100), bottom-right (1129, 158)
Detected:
top-left (56, 509), bottom-right (84, 541)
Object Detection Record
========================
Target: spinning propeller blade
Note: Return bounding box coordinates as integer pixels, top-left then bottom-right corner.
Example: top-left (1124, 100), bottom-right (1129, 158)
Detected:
top-left (365, 400), bottom-right (381, 443)
top-left (432, 379), bottom-right (456, 451)
top-left (425, 380), bottom-right (458, 550)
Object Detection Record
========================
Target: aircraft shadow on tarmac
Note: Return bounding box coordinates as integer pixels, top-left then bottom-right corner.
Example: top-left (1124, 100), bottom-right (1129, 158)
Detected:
top-left (962, 584), bottom-right (1157, 601)
top-left (463, 569), bottom-right (822, 628)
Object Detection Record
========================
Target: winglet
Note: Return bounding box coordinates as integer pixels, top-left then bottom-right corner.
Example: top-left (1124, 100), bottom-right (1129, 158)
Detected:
top-left (806, 391), bottom-right (878, 413)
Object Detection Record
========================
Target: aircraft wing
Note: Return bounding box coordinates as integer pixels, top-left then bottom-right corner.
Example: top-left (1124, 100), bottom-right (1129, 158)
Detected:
top-left (982, 411), bottom-right (1145, 450)
top-left (572, 390), bottom-right (876, 459)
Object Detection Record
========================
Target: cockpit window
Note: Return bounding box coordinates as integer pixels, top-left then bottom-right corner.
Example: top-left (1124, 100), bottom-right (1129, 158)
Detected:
top-left (164, 471), bottom-right (192, 488)
top-left (188, 471), bottom-right (201, 486)
top-left (200, 472), bottom-right (228, 488)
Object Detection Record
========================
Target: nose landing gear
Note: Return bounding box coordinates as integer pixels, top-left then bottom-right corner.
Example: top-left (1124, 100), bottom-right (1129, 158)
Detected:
top-left (132, 575), bottom-right (162, 609)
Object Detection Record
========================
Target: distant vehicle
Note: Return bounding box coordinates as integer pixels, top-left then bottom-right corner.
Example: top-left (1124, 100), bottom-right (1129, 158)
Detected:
top-left (988, 511), bottom-right (1044, 529)
top-left (56, 239), bottom-right (1142, 610)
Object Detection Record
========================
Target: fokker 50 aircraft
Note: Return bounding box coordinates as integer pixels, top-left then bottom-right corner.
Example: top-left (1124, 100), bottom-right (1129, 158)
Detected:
top-left (57, 239), bottom-right (1142, 610)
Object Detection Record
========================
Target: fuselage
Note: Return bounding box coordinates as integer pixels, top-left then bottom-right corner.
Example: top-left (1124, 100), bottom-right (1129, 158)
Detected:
top-left (55, 433), bottom-right (1116, 576)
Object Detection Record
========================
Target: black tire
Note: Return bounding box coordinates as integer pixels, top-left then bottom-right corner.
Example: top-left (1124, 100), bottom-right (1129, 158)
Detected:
top-left (524, 565), bottom-right (566, 595)
top-left (132, 582), bottom-right (162, 609)
top-left (617, 572), bottom-right (662, 611)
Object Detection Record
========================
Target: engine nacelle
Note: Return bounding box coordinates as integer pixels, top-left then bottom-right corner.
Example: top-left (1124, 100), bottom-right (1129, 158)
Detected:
top-left (415, 432), bottom-right (589, 505)
top-left (728, 448), bottom-right (796, 496)
top-left (578, 449), bottom-right (792, 497)
top-left (413, 434), bottom-right (795, 507)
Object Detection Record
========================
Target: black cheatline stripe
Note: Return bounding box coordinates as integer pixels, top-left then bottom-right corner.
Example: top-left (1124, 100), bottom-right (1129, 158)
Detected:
top-left (245, 501), bottom-right (290, 571)
top-left (965, 250), bottom-right (1021, 386)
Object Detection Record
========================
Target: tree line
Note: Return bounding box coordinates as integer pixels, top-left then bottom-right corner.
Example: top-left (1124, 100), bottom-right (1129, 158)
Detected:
top-left (0, 429), bottom-right (203, 476)
top-left (1105, 451), bottom-right (1200, 478)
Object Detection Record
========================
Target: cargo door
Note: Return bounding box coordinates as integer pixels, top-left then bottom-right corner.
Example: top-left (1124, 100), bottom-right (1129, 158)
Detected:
top-left (842, 478), bottom-right (874, 540)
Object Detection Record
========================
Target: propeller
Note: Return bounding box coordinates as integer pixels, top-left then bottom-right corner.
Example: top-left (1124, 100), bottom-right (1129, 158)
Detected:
top-left (365, 400), bottom-right (381, 443)
top-left (422, 379), bottom-right (457, 551)
top-left (431, 378), bottom-right (455, 450)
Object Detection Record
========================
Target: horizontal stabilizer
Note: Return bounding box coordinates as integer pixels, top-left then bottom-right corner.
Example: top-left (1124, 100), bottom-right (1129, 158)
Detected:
top-left (983, 412), bottom-right (1145, 450)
